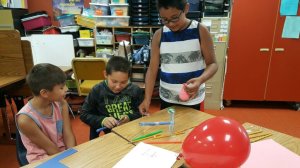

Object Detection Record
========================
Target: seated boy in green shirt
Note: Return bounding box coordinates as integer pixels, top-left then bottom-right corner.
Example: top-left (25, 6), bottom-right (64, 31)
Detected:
top-left (80, 56), bottom-right (144, 140)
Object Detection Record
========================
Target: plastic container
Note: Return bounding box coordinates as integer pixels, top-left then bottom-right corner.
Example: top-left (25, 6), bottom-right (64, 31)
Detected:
top-left (94, 16), bottom-right (130, 27)
top-left (131, 21), bottom-right (149, 26)
top-left (111, 0), bottom-right (128, 4)
top-left (77, 38), bottom-right (95, 47)
top-left (188, 0), bottom-right (200, 11)
top-left (132, 17), bottom-right (149, 22)
top-left (96, 34), bottom-right (113, 44)
top-left (91, 0), bottom-right (109, 4)
top-left (132, 0), bottom-right (149, 3)
top-left (21, 15), bottom-right (51, 31)
top-left (96, 48), bottom-right (113, 58)
top-left (114, 33), bottom-right (131, 42)
top-left (132, 33), bottom-right (150, 45)
top-left (56, 14), bottom-right (76, 27)
top-left (59, 26), bottom-right (80, 33)
top-left (109, 3), bottom-right (129, 16)
top-left (90, 3), bottom-right (109, 16)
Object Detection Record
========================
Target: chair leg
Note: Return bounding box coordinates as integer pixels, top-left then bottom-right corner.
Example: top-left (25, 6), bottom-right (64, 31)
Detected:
top-left (68, 104), bottom-right (75, 119)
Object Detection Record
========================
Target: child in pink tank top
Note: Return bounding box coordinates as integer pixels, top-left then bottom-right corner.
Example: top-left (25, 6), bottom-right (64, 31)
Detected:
top-left (16, 63), bottom-right (76, 164)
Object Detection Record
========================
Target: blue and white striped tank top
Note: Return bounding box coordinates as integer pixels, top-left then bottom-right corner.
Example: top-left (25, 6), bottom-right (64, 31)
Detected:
top-left (159, 20), bottom-right (206, 105)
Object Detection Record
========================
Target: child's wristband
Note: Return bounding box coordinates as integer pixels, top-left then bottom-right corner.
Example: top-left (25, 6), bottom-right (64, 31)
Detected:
top-left (101, 117), bottom-right (108, 127)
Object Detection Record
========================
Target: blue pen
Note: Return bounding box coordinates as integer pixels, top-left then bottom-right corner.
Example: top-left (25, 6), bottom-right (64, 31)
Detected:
top-left (96, 118), bottom-right (124, 133)
top-left (139, 121), bottom-right (172, 126)
top-left (96, 126), bottom-right (107, 133)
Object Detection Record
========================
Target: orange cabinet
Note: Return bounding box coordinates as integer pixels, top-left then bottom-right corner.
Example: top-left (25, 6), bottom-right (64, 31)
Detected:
top-left (224, 0), bottom-right (300, 101)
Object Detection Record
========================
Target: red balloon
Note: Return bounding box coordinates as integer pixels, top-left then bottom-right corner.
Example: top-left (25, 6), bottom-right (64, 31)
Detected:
top-left (181, 116), bottom-right (251, 168)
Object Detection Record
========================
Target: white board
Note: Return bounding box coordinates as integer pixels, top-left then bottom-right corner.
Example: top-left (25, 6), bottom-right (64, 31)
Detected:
top-left (21, 35), bottom-right (75, 67)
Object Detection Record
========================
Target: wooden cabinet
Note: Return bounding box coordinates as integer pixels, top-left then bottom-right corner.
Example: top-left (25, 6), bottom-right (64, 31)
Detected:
top-left (201, 17), bottom-right (230, 110)
top-left (205, 42), bottom-right (227, 109)
top-left (224, 0), bottom-right (300, 102)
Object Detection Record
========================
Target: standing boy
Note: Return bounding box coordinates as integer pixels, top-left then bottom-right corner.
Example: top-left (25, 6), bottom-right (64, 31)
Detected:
top-left (16, 63), bottom-right (76, 163)
top-left (80, 56), bottom-right (144, 140)
top-left (139, 0), bottom-right (218, 113)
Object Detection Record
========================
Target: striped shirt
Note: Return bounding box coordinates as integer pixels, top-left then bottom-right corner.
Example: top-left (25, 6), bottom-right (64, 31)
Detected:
top-left (159, 20), bottom-right (206, 105)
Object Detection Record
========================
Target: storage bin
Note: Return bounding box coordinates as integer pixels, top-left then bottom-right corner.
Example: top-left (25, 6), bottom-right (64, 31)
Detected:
top-left (59, 26), bottom-right (80, 33)
top-left (132, 0), bottom-right (149, 3)
top-left (109, 3), bottom-right (129, 16)
top-left (21, 15), bottom-right (51, 31)
top-left (90, 3), bottom-right (109, 16)
top-left (114, 33), bottom-right (131, 42)
top-left (80, 30), bottom-right (92, 38)
top-left (111, 0), bottom-right (128, 4)
top-left (132, 33), bottom-right (150, 45)
top-left (77, 38), bottom-right (95, 47)
top-left (94, 16), bottom-right (130, 27)
top-left (132, 17), bottom-right (149, 22)
top-left (131, 21), bottom-right (149, 26)
top-left (43, 26), bottom-right (60, 34)
top-left (96, 34), bottom-right (113, 44)
top-left (96, 48), bottom-right (113, 58)
top-left (56, 14), bottom-right (76, 27)
top-left (91, 0), bottom-right (109, 4)
top-left (188, 0), bottom-right (200, 11)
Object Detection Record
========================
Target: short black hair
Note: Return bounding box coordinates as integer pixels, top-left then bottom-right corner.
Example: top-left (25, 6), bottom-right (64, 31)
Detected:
top-left (26, 63), bottom-right (66, 96)
top-left (157, 0), bottom-right (187, 10)
top-left (106, 56), bottom-right (131, 75)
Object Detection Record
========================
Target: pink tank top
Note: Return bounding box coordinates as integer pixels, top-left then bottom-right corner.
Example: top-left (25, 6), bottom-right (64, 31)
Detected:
top-left (16, 101), bottom-right (66, 163)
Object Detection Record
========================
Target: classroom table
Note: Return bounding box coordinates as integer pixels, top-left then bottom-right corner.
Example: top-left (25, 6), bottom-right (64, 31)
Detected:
top-left (243, 122), bottom-right (300, 155)
top-left (21, 107), bottom-right (300, 168)
top-left (23, 133), bottom-right (135, 168)
top-left (112, 106), bottom-right (215, 161)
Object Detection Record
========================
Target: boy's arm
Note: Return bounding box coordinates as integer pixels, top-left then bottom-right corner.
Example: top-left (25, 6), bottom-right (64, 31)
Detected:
top-left (61, 100), bottom-right (76, 148)
top-left (17, 114), bottom-right (60, 155)
top-left (139, 29), bottom-right (161, 114)
top-left (80, 87), bottom-right (106, 129)
top-left (198, 23), bottom-right (218, 82)
top-left (186, 24), bottom-right (218, 97)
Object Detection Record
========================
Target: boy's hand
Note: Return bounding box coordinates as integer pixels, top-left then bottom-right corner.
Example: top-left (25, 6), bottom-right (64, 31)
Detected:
top-left (186, 78), bottom-right (201, 99)
top-left (118, 115), bottom-right (129, 125)
top-left (139, 100), bottom-right (150, 116)
top-left (102, 117), bottom-right (119, 129)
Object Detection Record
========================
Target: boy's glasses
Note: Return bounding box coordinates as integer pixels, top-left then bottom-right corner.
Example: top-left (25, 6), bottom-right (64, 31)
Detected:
top-left (159, 11), bottom-right (183, 24)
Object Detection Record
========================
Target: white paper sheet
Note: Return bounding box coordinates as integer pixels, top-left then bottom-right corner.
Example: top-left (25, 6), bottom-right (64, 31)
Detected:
top-left (113, 142), bottom-right (179, 168)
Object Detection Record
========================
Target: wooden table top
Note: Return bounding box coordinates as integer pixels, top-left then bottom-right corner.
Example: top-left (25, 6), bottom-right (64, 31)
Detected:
top-left (112, 106), bottom-right (215, 152)
top-left (23, 133), bottom-right (134, 168)
top-left (22, 109), bottom-right (300, 168)
top-left (0, 76), bottom-right (25, 88)
top-left (243, 122), bottom-right (300, 155)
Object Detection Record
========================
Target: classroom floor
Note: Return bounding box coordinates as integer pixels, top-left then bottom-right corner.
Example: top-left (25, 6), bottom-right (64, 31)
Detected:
top-left (1, 99), bottom-right (300, 168)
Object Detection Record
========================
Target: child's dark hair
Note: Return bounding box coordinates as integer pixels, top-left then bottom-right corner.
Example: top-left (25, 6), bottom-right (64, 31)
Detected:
top-left (26, 63), bottom-right (66, 96)
top-left (157, 0), bottom-right (187, 10)
top-left (106, 56), bottom-right (131, 75)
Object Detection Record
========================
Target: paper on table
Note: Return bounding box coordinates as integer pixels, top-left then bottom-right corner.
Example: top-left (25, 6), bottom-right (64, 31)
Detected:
top-left (113, 142), bottom-right (178, 168)
top-left (242, 139), bottom-right (300, 168)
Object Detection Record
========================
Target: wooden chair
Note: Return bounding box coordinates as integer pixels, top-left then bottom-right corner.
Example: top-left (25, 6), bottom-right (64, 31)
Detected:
top-left (71, 58), bottom-right (107, 96)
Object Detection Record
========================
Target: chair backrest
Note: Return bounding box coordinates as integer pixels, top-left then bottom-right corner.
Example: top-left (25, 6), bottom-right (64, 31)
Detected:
top-left (16, 129), bottom-right (29, 166)
top-left (72, 58), bottom-right (107, 96)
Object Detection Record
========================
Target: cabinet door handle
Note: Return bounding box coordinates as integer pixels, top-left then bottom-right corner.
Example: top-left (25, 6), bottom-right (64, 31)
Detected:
top-left (260, 48), bottom-right (270, 52)
top-left (274, 48), bottom-right (284, 52)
